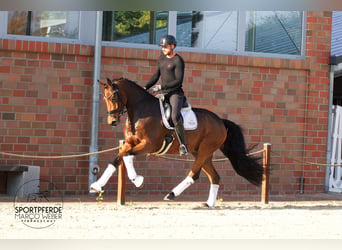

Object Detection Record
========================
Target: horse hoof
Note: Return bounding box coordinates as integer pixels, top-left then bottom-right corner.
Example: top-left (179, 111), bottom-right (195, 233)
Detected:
top-left (137, 183), bottom-right (144, 189)
top-left (201, 202), bottom-right (215, 209)
top-left (89, 182), bottom-right (102, 193)
top-left (133, 175), bottom-right (144, 188)
top-left (163, 192), bottom-right (175, 201)
top-left (202, 203), bottom-right (210, 208)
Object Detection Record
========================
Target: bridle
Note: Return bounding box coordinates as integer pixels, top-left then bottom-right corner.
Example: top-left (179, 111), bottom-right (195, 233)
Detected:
top-left (104, 82), bottom-right (126, 125)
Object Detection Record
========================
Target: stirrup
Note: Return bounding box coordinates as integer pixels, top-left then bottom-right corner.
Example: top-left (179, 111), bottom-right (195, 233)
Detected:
top-left (179, 144), bottom-right (188, 156)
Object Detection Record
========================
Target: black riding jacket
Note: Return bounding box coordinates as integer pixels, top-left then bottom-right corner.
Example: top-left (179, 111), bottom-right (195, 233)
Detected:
top-left (145, 54), bottom-right (185, 95)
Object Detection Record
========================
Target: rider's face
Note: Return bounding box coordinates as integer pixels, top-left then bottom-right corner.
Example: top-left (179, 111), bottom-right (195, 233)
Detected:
top-left (161, 45), bottom-right (173, 56)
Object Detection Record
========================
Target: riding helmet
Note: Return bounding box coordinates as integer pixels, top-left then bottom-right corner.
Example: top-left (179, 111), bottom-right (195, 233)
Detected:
top-left (159, 35), bottom-right (177, 48)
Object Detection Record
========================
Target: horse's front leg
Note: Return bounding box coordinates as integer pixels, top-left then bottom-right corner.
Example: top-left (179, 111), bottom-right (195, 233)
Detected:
top-left (120, 136), bottom-right (147, 188)
top-left (89, 139), bottom-right (139, 194)
top-left (89, 161), bottom-right (117, 194)
top-left (91, 140), bottom-right (139, 193)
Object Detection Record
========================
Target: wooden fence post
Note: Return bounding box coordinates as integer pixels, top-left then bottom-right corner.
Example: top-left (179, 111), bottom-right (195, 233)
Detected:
top-left (261, 143), bottom-right (271, 204)
top-left (117, 140), bottom-right (126, 205)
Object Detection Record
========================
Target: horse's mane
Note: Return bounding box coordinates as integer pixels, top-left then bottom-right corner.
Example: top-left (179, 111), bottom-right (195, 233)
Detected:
top-left (112, 77), bottom-right (155, 98)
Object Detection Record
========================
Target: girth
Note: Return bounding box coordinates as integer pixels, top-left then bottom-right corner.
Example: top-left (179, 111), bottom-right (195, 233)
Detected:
top-left (151, 131), bottom-right (175, 156)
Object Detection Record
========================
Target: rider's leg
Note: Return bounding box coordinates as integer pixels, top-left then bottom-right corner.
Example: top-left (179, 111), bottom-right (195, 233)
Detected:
top-left (122, 155), bottom-right (144, 188)
top-left (169, 93), bottom-right (188, 155)
top-left (175, 120), bottom-right (188, 155)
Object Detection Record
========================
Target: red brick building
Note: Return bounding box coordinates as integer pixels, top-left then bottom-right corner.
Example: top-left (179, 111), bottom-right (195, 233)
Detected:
top-left (0, 11), bottom-right (334, 198)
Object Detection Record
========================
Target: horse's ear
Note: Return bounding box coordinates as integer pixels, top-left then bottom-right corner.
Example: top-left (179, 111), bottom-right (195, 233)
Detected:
top-left (98, 80), bottom-right (107, 89)
top-left (106, 78), bottom-right (112, 85)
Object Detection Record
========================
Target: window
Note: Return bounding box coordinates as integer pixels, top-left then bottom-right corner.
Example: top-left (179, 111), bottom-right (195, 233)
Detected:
top-left (102, 10), bottom-right (304, 57)
top-left (245, 11), bottom-right (303, 55)
top-left (2, 11), bottom-right (304, 57)
top-left (176, 11), bottom-right (238, 51)
top-left (7, 11), bottom-right (80, 39)
top-left (102, 11), bottom-right (168, 44)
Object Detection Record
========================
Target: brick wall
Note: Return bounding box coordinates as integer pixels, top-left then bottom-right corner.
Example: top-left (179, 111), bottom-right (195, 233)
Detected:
top-left (0, 42), bottom-right (95, 195)
top-left (0, 11), bottom-right (332, 198)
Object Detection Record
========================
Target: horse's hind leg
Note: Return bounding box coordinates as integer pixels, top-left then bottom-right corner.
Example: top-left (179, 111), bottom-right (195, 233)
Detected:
top-left (163, 152), bottom-right (212, 201)
top-left (164, 153), bottom-right (220, 207)
top-left (201, 157), bottom-right (220, 207)
top-left (163, 176), bottom-right (194, 201)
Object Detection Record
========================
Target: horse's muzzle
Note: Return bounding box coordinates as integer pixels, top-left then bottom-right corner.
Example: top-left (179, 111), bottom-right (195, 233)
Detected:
top-left (111, 120), bottom-right (118, 126)
top-left (107, 115), bottom-right (119, 126)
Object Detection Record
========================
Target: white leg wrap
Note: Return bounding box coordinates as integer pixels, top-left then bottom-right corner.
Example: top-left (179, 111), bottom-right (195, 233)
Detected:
top-left (90, 163), bottom-right (116, 193)
top-left (172, 176), bottom-right (194, 197)
top-left (123, 155), bottom-right (137, 179)
top-left (97, 163), bottom-right (116, 187)
top-left (206, 184), bottom-right (219, 207)
top-left (123, 155), bottom-right (144, 188)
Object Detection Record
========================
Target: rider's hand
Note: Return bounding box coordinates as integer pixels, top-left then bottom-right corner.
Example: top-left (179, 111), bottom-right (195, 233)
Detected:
top-left (152, 85), bottom-right (161, 93)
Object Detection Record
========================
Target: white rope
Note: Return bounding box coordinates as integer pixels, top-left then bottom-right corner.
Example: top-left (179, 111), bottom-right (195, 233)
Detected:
top-left (0, 146), bottom-right (120, 159)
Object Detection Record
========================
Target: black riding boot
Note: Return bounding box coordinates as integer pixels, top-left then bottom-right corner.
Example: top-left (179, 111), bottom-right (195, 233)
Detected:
top-left (175, 121), bottom-right (188, 156)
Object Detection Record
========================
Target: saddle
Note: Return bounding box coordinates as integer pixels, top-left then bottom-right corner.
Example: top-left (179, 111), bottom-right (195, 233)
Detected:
top-left (151, 94), bottom-right (198, 156)
top-left (156, 94), bottom-right (198, 130)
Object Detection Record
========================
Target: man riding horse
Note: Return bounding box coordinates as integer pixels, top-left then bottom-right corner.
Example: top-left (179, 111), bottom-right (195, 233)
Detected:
top-left (144, 35), bottom-right (188, 156)
top-left (89, 35), bottom-right (264, 207)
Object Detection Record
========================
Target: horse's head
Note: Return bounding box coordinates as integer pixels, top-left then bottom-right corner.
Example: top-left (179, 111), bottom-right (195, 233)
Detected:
top-left (98, 78), bottom-right (125, 126)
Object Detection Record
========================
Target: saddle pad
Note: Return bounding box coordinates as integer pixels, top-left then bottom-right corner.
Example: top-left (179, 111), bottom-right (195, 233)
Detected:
top-left (158, 97), bottom-right (198, 130)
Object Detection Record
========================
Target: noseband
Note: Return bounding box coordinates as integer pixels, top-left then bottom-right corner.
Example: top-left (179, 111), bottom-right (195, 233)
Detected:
top-left (105, 83), bottom-right (126, 122)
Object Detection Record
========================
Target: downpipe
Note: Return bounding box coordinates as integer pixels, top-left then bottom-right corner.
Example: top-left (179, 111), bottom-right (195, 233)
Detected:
top-left (89, 11), bottom-right (103, 194)
top-left (325, 67), bottom-right (335, 193)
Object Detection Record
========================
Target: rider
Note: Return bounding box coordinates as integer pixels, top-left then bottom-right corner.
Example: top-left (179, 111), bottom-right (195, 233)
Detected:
top-left (144, 35), bottom-right (188, 156)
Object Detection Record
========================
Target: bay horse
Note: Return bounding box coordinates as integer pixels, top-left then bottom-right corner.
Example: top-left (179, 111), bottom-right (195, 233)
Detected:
top-left (90, 78), bottom-right (263, 207)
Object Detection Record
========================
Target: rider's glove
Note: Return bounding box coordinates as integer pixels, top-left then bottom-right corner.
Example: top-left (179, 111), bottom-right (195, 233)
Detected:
top-left (152, 85), bottom-right (161, 93)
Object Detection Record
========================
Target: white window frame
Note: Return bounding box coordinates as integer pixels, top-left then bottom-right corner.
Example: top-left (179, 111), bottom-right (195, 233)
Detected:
top-left (238, 11), bottom-right (306, 59)
top-left (0, 11), bottom-right (97, 45)
top-left (103, 11), bottom-right (306, 60)
top-left (0, 11), bottom-right (306, 59)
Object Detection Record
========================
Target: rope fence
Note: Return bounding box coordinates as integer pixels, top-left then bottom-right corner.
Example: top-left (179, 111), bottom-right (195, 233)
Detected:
top-left (0, 146), bottom-right (120, 159)
top-left (1, 146), bottom-right (341, 167)
top-left (1, 144), bottom-right (342, 167)
top-left (150, 149), bottom-right (265, 162)
top-left (0, 146), bottom-right (263, 161)
top-left (270, 151), bottom-right (342, 167)
top-left (2, 142), bottom-right (342, 205)
top-left (0, 142), bottom-right (271, 204)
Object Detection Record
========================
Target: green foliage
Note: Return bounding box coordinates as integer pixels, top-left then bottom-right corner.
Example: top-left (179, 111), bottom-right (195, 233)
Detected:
top-left (114, 11), bottom-right (167, 37)
top-left (114, 11), bottom-right (151, 35)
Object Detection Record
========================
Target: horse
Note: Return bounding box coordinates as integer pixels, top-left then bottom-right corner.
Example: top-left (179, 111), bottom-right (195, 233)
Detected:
top-left (90, 77), bottom-right (264, 207)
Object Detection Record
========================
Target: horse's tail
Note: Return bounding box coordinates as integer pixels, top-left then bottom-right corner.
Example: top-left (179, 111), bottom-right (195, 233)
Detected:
top-left (219, 119), bottom-right (263, 186)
